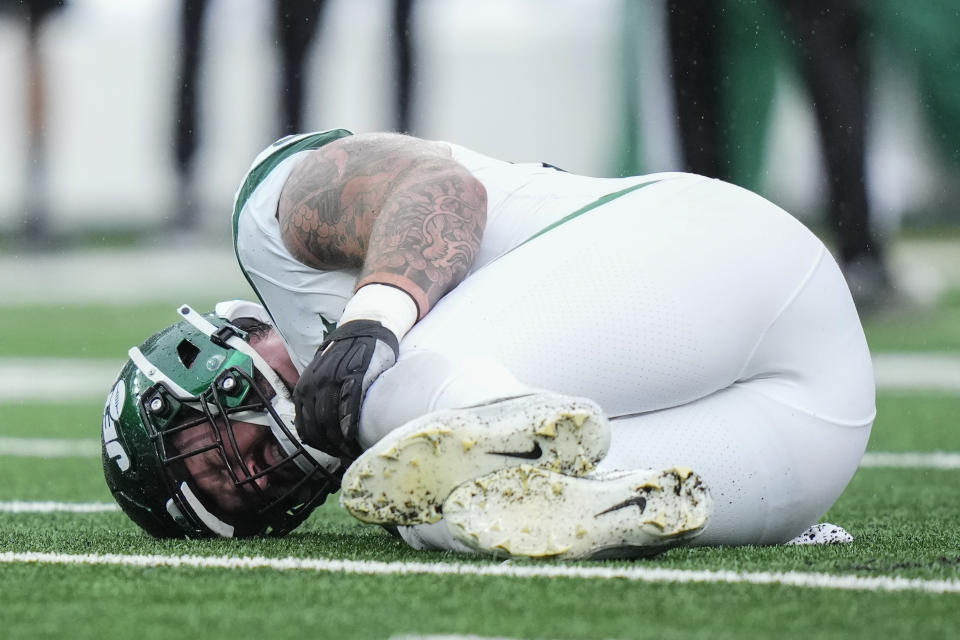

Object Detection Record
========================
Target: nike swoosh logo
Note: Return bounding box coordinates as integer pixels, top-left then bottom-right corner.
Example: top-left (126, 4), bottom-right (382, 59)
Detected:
top-left (488, 441), bottom-right (543, 460)
top-left (594, 495), bottom-right (647, 518)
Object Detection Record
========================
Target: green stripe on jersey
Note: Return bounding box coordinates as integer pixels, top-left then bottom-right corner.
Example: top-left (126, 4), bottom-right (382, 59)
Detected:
top-left (516, 178), bottom-right (661, 249)
top-left (231, 129), bottom-right (352, 310)
top-left (231, 128), bottom-right (353, 246)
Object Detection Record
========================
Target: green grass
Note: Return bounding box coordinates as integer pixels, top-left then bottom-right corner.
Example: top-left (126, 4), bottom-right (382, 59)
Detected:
top-left (1, 287), bottom-right (957, 359)
top-left (2, 292), bottom-right (960, 640)
top-left (3, 288), bottom-right (959, 358)
top-left (0, 300), bottom-right (224, 359)
top-left (2, 465), bottom-right (958, 579)
top-left (3, 401), bottom-right (105, 439)
top-left (6, 388), bottom-right (958, 448)
top-left (862, 289), bottom-right (960, 351)
top-left (871, 391), bottom-right (960, 451)
top-left (2, 457), bottom-right (112, 502)
top-left (2, 560), bottom-right (955, 640)
top-left (1, 470), bottom-right (959, 640)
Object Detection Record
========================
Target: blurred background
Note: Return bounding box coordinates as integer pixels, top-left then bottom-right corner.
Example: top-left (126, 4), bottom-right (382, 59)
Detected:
top-left (0, 0), bottom-right (958, 315)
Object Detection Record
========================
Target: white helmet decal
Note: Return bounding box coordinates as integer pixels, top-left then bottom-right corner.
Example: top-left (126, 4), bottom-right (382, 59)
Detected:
top-left (102, 380), bottom-right (131, 472)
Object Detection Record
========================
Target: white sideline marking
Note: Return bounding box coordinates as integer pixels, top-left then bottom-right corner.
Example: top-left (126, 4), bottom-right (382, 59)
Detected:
top-left (4, 437), bottom-right (959, 470)
top-left (0, 248), bottom-right (245, 305)
top-left (0, 502), bottom-right (119, 513)
top-left (0, 358), bottom-right (122, 402)
top-left (871, 352), bottom-right (960, 392)
top-left (1, 551), bottom-right (957, 594)
top-left (0, 352), bottom-right (958, 402)
top-left (0, 437), bottom-right (101, 457)
top-left (861, 452), bottom-right (960, 469)
top-left (391, 636), bottom-right (524, 640)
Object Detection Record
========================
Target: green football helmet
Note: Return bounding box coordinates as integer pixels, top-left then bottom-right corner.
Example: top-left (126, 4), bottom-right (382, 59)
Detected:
top-left (102, 302), bottom-right (341, 538)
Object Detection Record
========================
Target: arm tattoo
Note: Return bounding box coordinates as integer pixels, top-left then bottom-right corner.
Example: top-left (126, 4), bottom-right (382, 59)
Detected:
top-left (278, 134), bottom-right (487, 317)
top-left (358, 159), bottom-right (487, 316)
top-left (278, 143), bottom-right (391, 269)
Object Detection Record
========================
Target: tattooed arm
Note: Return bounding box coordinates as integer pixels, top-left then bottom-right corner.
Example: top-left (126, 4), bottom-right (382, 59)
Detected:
top-left (277, 132), bottom-right (487, 318)
top-left (278, 133), bottom-right (487, 458)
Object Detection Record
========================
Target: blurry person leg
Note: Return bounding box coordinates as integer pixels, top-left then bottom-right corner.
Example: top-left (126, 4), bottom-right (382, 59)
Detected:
top-left (20, 0), bottom-right (66, 243)
top-left (23, 12), bottom-right (48, 240)
top-left (393, 0), bottom-right (415, 133)
top-left (275, 0), bottom-right (324, 135)
top-left (776, 0), bottom-right (892, 309)
top-left (173, 0), bottom-right (208, 230)
top-left (666, 0), bottom-right (727, 180)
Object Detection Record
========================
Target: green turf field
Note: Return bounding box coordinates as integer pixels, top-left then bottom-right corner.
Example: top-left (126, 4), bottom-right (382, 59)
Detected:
top-left (2, 291), bottom-right (959, 640)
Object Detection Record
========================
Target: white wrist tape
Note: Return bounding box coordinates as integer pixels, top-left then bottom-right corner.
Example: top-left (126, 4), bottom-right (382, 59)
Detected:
top-left (339, 284), bottom-right (418, 342)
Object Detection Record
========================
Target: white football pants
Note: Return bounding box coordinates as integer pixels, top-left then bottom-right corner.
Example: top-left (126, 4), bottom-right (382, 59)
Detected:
top-left (359, 175), bottom-right (875, 548)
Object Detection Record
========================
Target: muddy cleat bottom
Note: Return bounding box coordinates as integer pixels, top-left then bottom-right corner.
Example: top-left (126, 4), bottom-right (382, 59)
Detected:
top-left (443, 466), bottom-right (712, 560)
top-left (340, 393), bottom-right (611, 525)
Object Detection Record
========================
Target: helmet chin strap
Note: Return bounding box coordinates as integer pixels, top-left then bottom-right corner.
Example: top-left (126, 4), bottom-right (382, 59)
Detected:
top-left (177, 305), bottom-right (340, 475)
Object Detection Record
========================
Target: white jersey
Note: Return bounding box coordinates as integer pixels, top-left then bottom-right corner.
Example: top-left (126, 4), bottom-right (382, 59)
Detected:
top-left (233, 129), bottom-right (687, 370)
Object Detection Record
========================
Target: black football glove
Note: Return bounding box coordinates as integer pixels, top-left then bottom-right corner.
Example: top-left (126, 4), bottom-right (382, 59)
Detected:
top-left (293, 320), bottom-right (399, 460)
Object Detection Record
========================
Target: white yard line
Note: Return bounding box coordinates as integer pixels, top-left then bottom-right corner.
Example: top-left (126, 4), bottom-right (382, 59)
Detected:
top-left (0, 358), bottom-right (123, 402)
top-left (0, 551), bottom-right (957, 594)
top-left (860, 452), bottom-right (960, 469)
top-left (0, 248), bottom-right (246, 305)
top-left (0, 502), bottom-right (119, 513)
top-left (871, 352), bottom-right (960, 392)
top-left (0, 437), bottom-right (102, 457)
top-left (4, 436), bottom-right (958, 470)
top-left (1, 352), bottom-right (958, 403)
top-left (390, 637), bottom-right (525, 640)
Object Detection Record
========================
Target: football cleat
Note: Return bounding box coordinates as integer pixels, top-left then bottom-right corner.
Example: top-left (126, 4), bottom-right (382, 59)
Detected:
top-left (443, 465), bottom-right (712, 560)
top-left (340, 393), bottom-right (611, 525)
